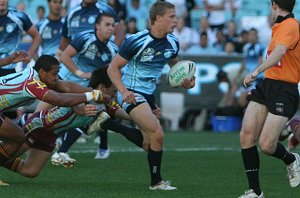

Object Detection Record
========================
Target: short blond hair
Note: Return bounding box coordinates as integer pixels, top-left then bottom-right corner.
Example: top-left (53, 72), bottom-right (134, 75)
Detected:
top-left (149, 1), bottom-right (175, 25)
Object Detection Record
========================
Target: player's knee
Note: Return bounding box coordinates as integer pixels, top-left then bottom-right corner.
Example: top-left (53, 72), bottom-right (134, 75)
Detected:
top-left (240, 128), bottom-right (257, 146)
top-left (258, 140), bottom-right (275, 155)
top-left (153, 127), bottom-right (164, 143)
top-left (21, 169), bottom-right (40, 178)
top-left (147, 127), bottom-right (164, 147)
top-left (23, 172), bottom-right (40, 178)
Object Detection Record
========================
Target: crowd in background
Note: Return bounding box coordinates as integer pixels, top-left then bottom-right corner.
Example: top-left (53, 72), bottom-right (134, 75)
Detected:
top-left (9, 0), bottom-right (280, 56)
top-left (4, 0), bottom-right (300, 122)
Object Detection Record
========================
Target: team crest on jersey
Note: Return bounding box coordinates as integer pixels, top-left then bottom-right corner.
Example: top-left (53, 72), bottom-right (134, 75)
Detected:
top-left (101, 53), bottom-right (109, 62)
top-left (88, 15), bottom-right (96, 24)
top-left (140, 48), bottom-right (155, 62)
top-left (6, 23), bottom-right (16, 33)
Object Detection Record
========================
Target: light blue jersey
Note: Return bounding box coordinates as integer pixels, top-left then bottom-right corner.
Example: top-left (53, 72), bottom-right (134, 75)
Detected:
top-left (243, 42), bottom-right (265, 79)
top-left (0, 9), bottom-right (33, 69)
top-left (59, 30), bottom-right (118, 86)
top-left (118, 29), bottom-right (179, 94)
top-left (37, 17), bottom-right (64, 56)
top-left (62, 2), bottom-right (119, 40)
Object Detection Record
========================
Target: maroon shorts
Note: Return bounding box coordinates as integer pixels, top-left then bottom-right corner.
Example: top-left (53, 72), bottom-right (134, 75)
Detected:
top-left (25, 128), bottom-right (57, 152)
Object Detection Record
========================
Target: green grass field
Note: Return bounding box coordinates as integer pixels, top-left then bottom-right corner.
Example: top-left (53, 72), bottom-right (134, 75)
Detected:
top-left (0, 131), bottom-right (299, 198)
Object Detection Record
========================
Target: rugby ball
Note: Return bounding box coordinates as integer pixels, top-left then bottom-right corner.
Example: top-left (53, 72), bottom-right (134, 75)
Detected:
top-left (167, 60), bottom-right (196, 88)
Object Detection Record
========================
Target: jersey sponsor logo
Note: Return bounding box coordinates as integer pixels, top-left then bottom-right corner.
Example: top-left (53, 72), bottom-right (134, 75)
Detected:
top-left (140, 48), bottom-right (154, 62)
top-left (71, 16), bottom-right (80, 27)
top-left (84, 44), bottom-right (98, 60)
top-left (42, 27), bottom-right (52, 39)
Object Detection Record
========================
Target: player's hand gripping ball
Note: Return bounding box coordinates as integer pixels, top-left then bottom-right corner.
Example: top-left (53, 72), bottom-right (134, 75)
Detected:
top-left (167, 60), bottom-right (196, 88)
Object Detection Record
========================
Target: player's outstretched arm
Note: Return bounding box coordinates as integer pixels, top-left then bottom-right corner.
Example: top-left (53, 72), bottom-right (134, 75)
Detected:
top-left (51, 80), bottom-right (92, 93)
top-left (0, 51), bottom-right (30, 67)
top-left (42, 90), bottom-right (106, 107)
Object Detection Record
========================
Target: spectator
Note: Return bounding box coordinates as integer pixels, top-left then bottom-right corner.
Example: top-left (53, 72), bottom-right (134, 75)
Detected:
top-left (224, 20), bottom-right (242, 53)
top-left (126, 17), bottom-right (139, 38)
top-left (16, 1), bottom-right (25, 12)
top-left (213, 29), bottom-right (226, 52)
top-left (185, 0), bottom-right (196, 26)
top-left (235, 29), bottom-right (249, 53)
top-left (108, 0), bottom-right (127, 21)
top-left (126, 0), bottom-right (148, 31)
top-left (203, 0), bottom-right (226, 31)
top-left (173, 16), bottom-right (198, 54)
top-left (223, 40), bottom-right (237, 55)
top-left (225, 0), bottom-right (241, 19)
top-left (197, 16), bottom-right (216, 45)
top-left (166, 0), bottom-right (187, 18)
top-left (224, 20), bottom-right (239, 43)
top-left (36, 5), bottom-right (46, 23)
top-left (185, 31), bottom-right (215, 55)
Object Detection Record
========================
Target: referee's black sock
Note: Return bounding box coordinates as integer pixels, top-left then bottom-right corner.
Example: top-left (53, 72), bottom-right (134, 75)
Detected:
top-left (271, 143), bottom-right (296, 165)
top-left (102, 118), bottom-right (143, 148)
top-left (58, 129), bottom-right (82, 153)
top-left (241, 146), bottom-right (261, 195)
top-left (148, 147), bottom-right (163, 186)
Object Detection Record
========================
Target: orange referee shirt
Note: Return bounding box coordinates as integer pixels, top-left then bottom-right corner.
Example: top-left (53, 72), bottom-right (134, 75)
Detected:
top-left (265, 18), bottom-right (300, 83)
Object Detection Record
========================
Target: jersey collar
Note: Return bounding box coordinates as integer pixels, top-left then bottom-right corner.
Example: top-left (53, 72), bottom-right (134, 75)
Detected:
top-left (276, 13), bottom-right (294, 23)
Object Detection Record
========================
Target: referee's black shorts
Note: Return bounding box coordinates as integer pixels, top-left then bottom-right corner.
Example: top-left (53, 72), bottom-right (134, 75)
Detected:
top-left (247, 78), bottom-right (299, 119)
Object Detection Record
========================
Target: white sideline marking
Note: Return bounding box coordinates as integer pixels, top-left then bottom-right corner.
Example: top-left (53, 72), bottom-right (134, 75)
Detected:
top-left (69, 147), bottom-right (240, 154)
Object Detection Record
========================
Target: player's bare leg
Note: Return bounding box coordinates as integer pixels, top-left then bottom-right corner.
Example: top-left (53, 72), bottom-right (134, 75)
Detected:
top-left (0, 117), bottom-right (25, 166)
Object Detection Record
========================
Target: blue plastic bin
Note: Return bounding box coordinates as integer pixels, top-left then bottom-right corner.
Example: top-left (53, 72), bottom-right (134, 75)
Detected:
top-left (211, 116), bottom-right (242, 132)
